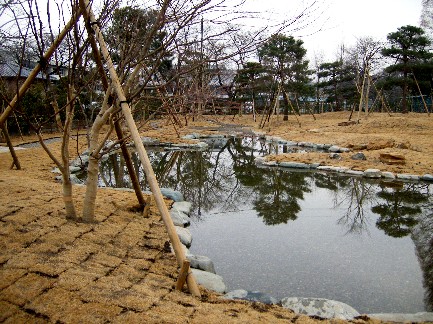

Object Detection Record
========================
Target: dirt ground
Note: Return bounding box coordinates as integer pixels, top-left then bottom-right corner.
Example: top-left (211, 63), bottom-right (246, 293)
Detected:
top-left (0, 111), bottom-right (432, 323)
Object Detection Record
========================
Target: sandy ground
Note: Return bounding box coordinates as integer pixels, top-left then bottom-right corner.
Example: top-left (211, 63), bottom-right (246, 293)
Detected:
top-left (0, 111), bottom-right (432, 323)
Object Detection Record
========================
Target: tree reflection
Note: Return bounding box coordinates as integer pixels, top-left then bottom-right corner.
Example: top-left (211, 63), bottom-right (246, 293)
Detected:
top-left (334, 177), bottom-right (377, 235)
top-left (253, 170), bottom-right (310, 225)
top-left (371, 182), bottom-right (429, 238)
top-left (226, 137), bottom-right (311, 225)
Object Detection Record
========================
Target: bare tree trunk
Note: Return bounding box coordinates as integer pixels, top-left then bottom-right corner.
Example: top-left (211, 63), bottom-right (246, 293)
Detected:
top-left (82, 90), bottom-right (116, 222)
top-left (1, 123), bottom-right (21, 170)
top-left (59, 86), bottom-right (78, 219)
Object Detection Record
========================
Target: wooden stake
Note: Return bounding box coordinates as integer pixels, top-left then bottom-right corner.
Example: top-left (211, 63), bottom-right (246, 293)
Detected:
top-left (176, 260), bottom-right (191, 291)
top-left (412, 72), bottom-right (430, 116)
top-left (79, 0), bottom-right (201, 297)
top-left (143, 196), bottom-right (152, 218)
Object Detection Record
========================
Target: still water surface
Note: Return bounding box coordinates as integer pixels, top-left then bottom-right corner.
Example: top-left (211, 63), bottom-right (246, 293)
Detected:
top-left (93, 136), bottom-right (433, 314)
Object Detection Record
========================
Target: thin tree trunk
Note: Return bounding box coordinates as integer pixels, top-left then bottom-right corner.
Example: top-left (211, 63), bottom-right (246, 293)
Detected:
top-left (114, 119), bottom-right (146, 207)
top-left (61, 86), bottom-right (78, 220)
top-left (1, 123), bottom-right (21, 170)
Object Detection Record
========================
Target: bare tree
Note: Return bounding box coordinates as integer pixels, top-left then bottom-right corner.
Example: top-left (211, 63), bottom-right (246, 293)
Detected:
top-left (347, 37), bottom-right (383, 119)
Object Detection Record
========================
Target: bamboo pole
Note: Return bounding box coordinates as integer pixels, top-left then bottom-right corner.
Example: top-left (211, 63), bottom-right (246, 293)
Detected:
top-left (412, 73), bottom-right (430, 116)
top-left (79, 0), bottom-right (201, 297)
top-left (0, 9), bottom-right (82, 127)
top-left (79, 5), bottom-right (147, 209)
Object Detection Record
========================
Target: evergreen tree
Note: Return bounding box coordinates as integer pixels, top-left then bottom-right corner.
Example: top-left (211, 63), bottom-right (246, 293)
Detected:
top-left (258, 34), bottom-right (311, 120)
top-left (381, 25), bottom-right (432, 113)
top-left (317, 60), bottom-right (356, 111)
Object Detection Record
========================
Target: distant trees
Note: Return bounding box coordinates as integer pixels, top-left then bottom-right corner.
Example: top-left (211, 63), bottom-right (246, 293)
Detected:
top-left (316, 60), bottom-right (356, 111)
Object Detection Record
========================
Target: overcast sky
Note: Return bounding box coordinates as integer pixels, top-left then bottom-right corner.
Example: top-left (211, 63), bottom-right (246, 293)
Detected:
top-left (237, 0), bottom-right (424, 62)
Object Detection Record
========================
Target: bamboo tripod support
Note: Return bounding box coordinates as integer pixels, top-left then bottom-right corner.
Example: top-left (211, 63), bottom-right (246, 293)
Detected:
top-left (79, 0), bottom-right (201, 297)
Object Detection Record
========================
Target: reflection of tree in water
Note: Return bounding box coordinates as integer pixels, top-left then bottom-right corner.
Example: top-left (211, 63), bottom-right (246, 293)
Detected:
top-left (334, 176), bottom-right (377, 235)
top-left (253, 170), bottom-right (310, 225)
top-left (227, 137), bottom-right (311, 225)
top-left (310, 173), bottom-right (377, 235)
top-left (372, 182), bottom-right (429, 238)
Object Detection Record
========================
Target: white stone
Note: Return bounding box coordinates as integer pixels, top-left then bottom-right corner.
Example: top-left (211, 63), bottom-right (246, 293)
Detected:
top-left (381, 171), bottom-right (396, 179)
top-left (187, 254), bottom-right (216, 273)
top-left (280, 297), bottom-right (360, 320)
top-left (160, 188), bottom-right (184, 202)
top-left (191, 268), bottom-right (227, 293)
top-left (279, 162), bottom-right (310, 169)
top-left (317, 166), bottom-right (340, 172)
top-left (254, 156), bottom-right (265, 164)
top-left (396, 174), bottom-right (420, 181)
top-left (69, 166), bottom-right (82, 173)
top-left (421, 174), bottom-right (433, 181)
top-left (170, 209), bottom-right (190, 227)
top-left (363, 169), bottom-right (382, 178)
top-left (175, 226), bottom-right (192, 248)
top-left (328, 145), bottom-right (342, 152)
top-left (172, 201), bottom-right (193, 215)
top-left (343, 170), bottom-right (364, 176)
top-left (170, 243), bottom-right (191, 257)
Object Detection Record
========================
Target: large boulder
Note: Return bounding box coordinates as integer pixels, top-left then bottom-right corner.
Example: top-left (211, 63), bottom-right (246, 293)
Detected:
top-left (191, 268), bottom-right (227, 293)
top-left (187, 254), bottom-right (216, 273)
top-left (160, 188), bottom-right (184, 202)
top-left (175, 226), bottom-right (192, 248)
top-left (170, 209), bottom-right (190, 227)
top-left (280, 297), bottom-right (360, 320)
top-left (172, 201), bottom-right (193, 215)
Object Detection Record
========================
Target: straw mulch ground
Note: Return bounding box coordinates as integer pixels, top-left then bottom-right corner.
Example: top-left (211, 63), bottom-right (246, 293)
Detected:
top-left (1, 111), bottom-right (432, 323)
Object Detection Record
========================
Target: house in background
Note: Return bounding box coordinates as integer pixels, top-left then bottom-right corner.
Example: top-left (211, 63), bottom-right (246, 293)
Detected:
top-left (0, 50), bottom-right (67, 93)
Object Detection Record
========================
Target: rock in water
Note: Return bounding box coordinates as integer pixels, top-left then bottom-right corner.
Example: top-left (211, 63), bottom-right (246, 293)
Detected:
top-left (191, 269), bottom-right (227, 293)
top-left (160, 188), bottom-right (184, 202)
top-left (280, 297), bottom-right (360, 320)
top-left (187, 254), bottom-right (216, 273)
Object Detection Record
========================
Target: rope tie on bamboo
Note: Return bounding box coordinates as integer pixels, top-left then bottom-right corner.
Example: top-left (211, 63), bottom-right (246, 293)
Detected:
top-left (38, 57), bottom-right (48, 69)
top-left (86, 19), bottom-right (100, 34)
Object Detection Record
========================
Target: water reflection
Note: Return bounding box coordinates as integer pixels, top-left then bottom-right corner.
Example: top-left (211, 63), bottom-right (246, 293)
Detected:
top-left (91, 136), bottom-right (433, 312)
top-left (372, 183), bottom-right (429, 238)
top-left (95, 137), bottom-right (430, 235)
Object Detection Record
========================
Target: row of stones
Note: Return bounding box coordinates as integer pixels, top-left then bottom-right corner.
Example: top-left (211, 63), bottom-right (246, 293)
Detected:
top-left (256, 135), bottom-right (433, 182)
top-left (255, 156), bottom-right (433, 182)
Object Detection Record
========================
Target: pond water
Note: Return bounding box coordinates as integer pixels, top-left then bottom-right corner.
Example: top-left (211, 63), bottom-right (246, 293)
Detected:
top-left (91, 136), bottom-right (433, 314)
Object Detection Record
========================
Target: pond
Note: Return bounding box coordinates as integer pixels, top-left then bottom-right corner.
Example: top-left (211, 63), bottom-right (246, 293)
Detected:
top-left (89, 136), bottom-right (433, 314)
